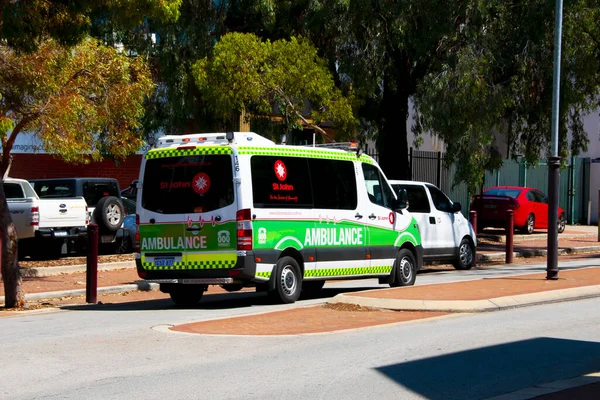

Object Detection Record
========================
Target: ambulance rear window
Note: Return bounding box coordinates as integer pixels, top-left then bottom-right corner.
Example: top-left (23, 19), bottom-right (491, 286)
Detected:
top-left (142, 155), bottom-right (234, 214)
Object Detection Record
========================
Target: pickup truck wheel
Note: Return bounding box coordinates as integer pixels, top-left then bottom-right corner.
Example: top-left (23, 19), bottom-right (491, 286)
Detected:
top-left (453, 238), bottom-right (474, 270)
top-left (115, 235), bottom-right (131, 254)
top-left (390, 249), bottom-right (416, 287)
top-left (93, 196), bottom-right (124, 234)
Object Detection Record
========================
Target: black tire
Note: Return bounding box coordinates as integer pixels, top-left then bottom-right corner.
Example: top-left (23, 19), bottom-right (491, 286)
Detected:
top-left (302, 280), bottom-right (325, 295)
top-left (390, 248), bottom-right (417, 287)
top-left (558, 213), bottom-right (566, 234)
top-left (93, 196), bottom-right (124, 234)
top-left (453, 238), bottom-right (474, 270)
top-left (115, 235), bottom-right (131, 254)
top-left (221, 284), bottom-right (244, 292)
top-left (169, 286), bottom-right (205, 306)
top-left (521, 213), bottom-right (535, 234)
top-left (268, 256), bottom-right (302, 304)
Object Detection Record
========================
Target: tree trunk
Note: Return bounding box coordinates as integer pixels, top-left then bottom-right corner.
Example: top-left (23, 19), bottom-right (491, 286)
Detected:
top-left (0, 183), bottom-right (24, 308)
top-left (376, 66), bottom-right (411, 180)
top-left (1, 129), bottom-right (25, 308)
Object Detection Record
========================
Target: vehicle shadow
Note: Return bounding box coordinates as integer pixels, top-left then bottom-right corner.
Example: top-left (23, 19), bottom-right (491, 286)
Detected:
top-left (375, 337), bottom-right (600, 399)
top-left (58, 286), bottom-right (374, 312)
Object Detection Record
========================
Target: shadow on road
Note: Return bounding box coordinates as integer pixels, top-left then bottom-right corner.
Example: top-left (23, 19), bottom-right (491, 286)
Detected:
top-left (375, 337), bottom-right (600, 400)
top-left (58, 286), bottom-right (374, 312)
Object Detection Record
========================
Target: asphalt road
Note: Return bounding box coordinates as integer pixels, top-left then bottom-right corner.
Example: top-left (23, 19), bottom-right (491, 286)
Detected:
top-left (1, 259), bottom-right (599, 399)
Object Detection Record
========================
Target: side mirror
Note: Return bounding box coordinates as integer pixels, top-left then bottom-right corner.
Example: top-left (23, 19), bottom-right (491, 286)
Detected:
top-left (451, 202), bottom-right (462, 213)
top-left (394, 188), bottom-right (408, 211)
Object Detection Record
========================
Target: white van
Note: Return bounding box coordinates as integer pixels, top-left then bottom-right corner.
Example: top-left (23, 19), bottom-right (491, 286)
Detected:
top-left (135, 132), bottom-right (423, 305)
top-left (389, 180), bottom-right (476, 270)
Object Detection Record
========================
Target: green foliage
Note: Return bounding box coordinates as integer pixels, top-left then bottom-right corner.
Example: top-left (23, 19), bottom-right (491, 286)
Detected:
top-left (0, 0), bottom-right (182, 52)
top-left (193, 32), bottom-right (356, 140)
top-left (413, 0), bottom-right (600, 193)
top-left (0, 38), bottom-right (154, 169)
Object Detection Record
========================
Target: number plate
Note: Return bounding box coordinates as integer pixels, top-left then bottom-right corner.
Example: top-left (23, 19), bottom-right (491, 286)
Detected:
top-left (54, 231), bottom-right (68, 237)
top-left (101, 235), bottom-right (115, 243)
top-left (154, 257), bottom-right (175, 267)
top-left (484, 204), bottom-right (497, 209)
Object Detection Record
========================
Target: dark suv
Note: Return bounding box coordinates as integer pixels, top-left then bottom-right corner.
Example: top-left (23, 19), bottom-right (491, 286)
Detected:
top-left (30, 178), bottom-right (125, 244)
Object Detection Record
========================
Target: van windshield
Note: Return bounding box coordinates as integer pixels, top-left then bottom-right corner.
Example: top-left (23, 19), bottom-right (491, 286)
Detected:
top-left (142, 155), bottom-right (234, 214)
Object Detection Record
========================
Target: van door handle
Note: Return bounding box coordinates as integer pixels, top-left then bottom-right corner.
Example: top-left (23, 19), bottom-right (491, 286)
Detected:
top-left (355, 213), bottom-right (363, 219)
top-left (369, 214), bottom-right (377, 220)
top-left (186, 227), bottom-right (202, 232)
top-left (429, 216), bottom-right (436, 224)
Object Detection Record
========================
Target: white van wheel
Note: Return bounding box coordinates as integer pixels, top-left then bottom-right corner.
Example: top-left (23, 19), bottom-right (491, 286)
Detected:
top-left (453, 238), bottom-right (474, 270)
top-left (269, 256), bottom-right (302, 304)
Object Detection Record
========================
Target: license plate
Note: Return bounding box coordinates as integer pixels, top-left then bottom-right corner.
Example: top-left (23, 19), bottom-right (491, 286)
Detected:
top-left (154, 257), bottom-right (175, 267)
top-left (101, 235), bottom-right (115, 243)
top-left (54, 231), bottom-right (68, 237)
top-left (484, 204), bottom-right (497, 209)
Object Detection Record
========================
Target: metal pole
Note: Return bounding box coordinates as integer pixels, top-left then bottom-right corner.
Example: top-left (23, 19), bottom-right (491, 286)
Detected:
top-left (86, 224), bottom-right (98, 303)
top-left (547, 0), bottom-right (563, 280)
top-left (506, 210), bottom-right (514, 264)
top-left (469, 210), bottom-right (477, 268)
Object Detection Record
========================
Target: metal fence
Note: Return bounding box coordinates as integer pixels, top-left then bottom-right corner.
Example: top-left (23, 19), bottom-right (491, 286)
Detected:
top-left (367, 148), bottom-right (591, 223)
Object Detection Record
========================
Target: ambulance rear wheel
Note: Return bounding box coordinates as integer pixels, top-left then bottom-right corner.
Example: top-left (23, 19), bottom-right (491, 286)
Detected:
top-left (269, 256), bottom-right (302, 304)
top-left (169, 286), bottom-right (205, 306)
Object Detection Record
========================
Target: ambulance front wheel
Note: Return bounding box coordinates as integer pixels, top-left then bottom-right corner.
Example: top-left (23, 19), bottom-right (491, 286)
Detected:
top-left (269, 256), bottom-right (302, 304)
top-left (168, 285), bottom-right (206, 306)
top-left (390, 249), bottom-right (417, 287)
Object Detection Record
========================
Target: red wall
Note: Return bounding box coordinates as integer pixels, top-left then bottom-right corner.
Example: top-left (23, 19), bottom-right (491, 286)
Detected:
top-left (9, 154), bottom-right (143, 190)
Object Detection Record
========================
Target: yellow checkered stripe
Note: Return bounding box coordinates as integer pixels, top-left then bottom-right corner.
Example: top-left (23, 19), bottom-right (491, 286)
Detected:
top-left (305, 265), bottom-right (392, 277)
top-left (146, 146), bottom-right (232, 159)
top-left (256, 272), bottom-right (271, 278)
top-left (238, 146), bottom-right (374, 164)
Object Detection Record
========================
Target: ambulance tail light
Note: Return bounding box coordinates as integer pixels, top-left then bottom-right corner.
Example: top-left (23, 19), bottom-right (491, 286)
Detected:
top-left (30, 207), bottom-right (39, 226)
top-left (85, 206), bottom-right (89, 225)
top-left (237, 209), bottom-right (253, 250)
top-left (135, 214), bottom-right (140, 253)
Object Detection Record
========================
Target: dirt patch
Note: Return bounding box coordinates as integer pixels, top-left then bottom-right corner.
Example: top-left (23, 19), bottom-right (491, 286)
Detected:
top-left (324, 303), bottom-right (381, 312)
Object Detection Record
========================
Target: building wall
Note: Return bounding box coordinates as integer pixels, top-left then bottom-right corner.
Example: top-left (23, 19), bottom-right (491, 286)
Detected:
top-left (9, 154), bottom-right (143, 191)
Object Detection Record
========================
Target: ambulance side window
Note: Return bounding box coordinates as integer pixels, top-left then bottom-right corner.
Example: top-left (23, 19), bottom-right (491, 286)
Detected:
top-left (251, 156), bottom-right (313, 208)
top-left (362, 163), bottom-right (394, 209)
top-left (309, 159), bottom-right (357, 210)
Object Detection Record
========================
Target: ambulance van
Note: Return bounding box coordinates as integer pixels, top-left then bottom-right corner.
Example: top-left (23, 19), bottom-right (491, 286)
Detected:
top-left (135, 132), bottom-right (423, 305)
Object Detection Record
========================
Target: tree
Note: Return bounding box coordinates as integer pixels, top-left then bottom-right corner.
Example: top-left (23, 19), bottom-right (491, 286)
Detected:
top-left (192, 32), bottom-right (356, 141)
top-left (0, 38), bottom-right (154, 308)
top-left (412, 0), bottom-right (600, 193)
top-left (0, 0), bottom-right (182, 51)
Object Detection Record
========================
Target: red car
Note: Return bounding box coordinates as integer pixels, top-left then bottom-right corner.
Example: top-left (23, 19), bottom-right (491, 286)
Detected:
top-left (471, 186), bottom-right (566, 234)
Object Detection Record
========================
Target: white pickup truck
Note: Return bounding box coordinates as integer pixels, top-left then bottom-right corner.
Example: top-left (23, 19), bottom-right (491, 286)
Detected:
top-left (4, 178), bottom-right (88, 257)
